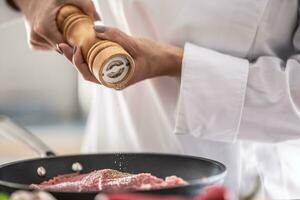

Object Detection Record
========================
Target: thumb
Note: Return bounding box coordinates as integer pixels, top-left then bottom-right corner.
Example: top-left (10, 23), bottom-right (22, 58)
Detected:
top-left (94, 25), bottom-right (138, 57)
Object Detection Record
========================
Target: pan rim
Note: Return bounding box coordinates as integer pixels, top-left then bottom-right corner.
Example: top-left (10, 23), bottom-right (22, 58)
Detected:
top-left (0, 152), bottom-right (227, 193)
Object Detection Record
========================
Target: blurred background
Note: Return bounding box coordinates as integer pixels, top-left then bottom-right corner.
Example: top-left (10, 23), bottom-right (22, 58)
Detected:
top-left (0, 16), bottom-right (93, 164)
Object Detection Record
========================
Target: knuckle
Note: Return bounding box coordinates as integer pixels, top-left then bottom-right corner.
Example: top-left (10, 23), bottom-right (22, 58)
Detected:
top-left (110, 27), bottom-right (119, 35)
top-left (32, 25), bottom-right (44, 35)
top-left (30, 31), bottom-right (39, 41)
top-left (112, 28), bottom-right (128, 40)
top-left (107, 29), bottom-right (121, 40)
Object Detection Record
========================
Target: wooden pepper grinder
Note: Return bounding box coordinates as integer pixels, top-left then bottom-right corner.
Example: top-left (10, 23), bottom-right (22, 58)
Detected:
top-left (56, 5), bottom-right (135, 89)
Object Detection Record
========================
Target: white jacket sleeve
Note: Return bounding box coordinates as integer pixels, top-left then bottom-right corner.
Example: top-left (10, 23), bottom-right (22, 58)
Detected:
top-left (0, 1), bottom-right (20, 26)
top-left (175, 36), bottom-right (300, 143)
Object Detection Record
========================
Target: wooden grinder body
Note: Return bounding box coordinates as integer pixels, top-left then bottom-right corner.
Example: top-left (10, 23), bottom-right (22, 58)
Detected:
top-left (56, 5), bottom-right (135, 89)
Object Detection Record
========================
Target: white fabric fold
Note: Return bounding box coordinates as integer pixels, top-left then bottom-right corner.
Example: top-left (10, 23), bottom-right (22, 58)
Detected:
top-left (175, 43), bottom-right (249, 142)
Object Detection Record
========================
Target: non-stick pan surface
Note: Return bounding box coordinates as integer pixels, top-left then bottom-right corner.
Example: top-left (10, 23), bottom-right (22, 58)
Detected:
top-left (0, 116), bottom-right (226, 200)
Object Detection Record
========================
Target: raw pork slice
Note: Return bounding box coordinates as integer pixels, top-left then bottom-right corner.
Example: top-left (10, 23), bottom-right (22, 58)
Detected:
top-left (30, 169), bottom-right (187, 192)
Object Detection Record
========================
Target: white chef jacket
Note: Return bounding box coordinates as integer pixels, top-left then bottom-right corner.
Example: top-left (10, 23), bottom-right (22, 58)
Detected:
top-left (2, 0), bottom-right (300, 199)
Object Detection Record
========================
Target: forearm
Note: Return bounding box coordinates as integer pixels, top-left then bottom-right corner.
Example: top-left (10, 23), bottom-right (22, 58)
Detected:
top-left (136, 38), bottom-right (183, 79)
top-left (158, 44), bottom-right (183, 77)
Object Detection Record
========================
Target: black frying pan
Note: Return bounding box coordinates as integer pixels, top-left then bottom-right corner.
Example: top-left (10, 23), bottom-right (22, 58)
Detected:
top-left (0, 116), bottom-right (226, 200)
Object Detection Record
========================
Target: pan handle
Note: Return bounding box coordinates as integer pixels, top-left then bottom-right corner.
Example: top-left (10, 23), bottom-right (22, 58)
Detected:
top-left (0, 116), bottom-right (56, 157)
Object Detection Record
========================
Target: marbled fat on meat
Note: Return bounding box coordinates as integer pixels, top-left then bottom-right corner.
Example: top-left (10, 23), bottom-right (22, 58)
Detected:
top-left (30, 169), bottom-right (187, 192)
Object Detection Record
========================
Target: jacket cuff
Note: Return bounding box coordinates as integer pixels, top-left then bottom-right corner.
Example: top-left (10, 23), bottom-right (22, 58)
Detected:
top-left (174, 43), bottom-right (249, 142)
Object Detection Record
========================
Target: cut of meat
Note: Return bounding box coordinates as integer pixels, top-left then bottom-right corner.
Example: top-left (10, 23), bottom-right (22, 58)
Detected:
top-left (99, 173), bottom-right (165, 191)
top-left (30, 169), bottom-right (188, 192)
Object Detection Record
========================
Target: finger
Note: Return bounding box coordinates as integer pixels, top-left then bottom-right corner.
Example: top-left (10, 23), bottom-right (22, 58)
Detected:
top-left (32, 5), bottom-right (65, 48)
top-left (58, 43), bottom-right (73, 61)
top-left (34, 16), bottom-right (65, 47)
top-left (29, 39), bottom-right (52, 51)
top-left (93, 12), bottom-right (101, 21)
top-left (72, 47), bottom-right (100, 84)
top-left (29, 43), bottom-right (50, 51)
top-left (95, 26), bottom-right (128, 42)
top-left (94, 25), bottom-right (137, 56)
top-left (36, 27), bottom-right (64, 48)
top-left (29, 43), bottom-right (52, 51)
top-left (30, 31), bottom-right (53, 50)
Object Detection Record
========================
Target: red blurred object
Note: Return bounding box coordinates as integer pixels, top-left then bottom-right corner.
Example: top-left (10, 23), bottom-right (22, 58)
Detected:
top-left (197, 186), bottom-right (229, 200)
top-left (98, 186), bottom-right (229, 200)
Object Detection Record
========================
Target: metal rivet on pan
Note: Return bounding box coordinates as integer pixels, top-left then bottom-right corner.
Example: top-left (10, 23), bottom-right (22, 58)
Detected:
top-left (37, 166), bottom-right (46, 177)
top-left (72, 162), bottom-right (83, 172)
